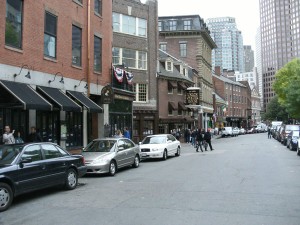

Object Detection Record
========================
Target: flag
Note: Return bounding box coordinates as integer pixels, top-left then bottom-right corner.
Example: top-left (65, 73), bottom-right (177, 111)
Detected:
top-left (125, 71), bottom-right (134, 85)
top-left (113, 66), bottom-right (124, 83)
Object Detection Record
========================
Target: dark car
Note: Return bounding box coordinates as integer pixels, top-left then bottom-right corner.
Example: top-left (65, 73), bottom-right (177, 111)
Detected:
top-left (0, 142), bottom-right (87, 212)
top-left (280, 124), bottom-right (300, 145)
top-left (286, 130), bottom-right (300, 151)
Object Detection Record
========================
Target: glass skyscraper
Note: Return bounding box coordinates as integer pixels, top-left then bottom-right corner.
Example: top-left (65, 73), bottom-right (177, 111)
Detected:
top-left (206, 17), bottom-right (245, 73)
top-left (259, 0), bottom-right (300, 110)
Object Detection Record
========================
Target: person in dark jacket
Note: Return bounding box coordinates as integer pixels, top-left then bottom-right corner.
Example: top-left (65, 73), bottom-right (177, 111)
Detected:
top-left (204, 130), bottom-right (214, 151)
top-left (28, 126), bottom-right (42, 142)
top-left (195, 129), bottom-right (204, 152)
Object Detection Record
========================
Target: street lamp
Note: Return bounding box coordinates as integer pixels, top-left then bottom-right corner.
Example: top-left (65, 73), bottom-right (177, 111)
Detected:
top-left (14, 65), bottom-right (31, 79)
top-left (48, 72), bottom-right (64, 84)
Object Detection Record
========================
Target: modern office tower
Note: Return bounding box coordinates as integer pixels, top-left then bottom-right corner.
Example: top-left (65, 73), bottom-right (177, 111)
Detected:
top-left (206, 17), bottom-right (245, 73)
top-left (243, 45), bottom-right (254, 73)
top-left (259, 0), bottom-right (300, 110)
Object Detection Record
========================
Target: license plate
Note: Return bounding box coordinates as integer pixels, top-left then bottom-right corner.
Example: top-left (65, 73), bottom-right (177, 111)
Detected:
top-left (141, 153), bottom-right (147, 157)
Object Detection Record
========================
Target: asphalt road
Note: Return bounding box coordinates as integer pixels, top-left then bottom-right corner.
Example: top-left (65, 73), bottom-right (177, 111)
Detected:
top-left (1, 133), bottom-right (300, 225)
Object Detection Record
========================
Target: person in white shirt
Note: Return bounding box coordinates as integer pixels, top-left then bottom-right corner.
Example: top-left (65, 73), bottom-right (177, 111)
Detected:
top-left (2, 125), bottom-right (15, 144)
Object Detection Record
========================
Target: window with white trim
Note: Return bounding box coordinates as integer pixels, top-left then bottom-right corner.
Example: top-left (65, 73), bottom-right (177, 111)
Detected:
top-left (112, 12), bottom-right (147, 38)
top-left (159, 43), bottom-right (166, 51)
top-left (166, 61), bottom-right (173, 71)
top-left (133, 84), bottom-right (148, 102)
top-left (183, 20), bottom-right (191, 30)
top-left (169, 20), bottom-right (177, 31)
top-left (180, 43), bottom-right (187, 57)
top-left (112, 47), bottom-right (147, 70)
top-left (44, 11), bottom-right (57, 58)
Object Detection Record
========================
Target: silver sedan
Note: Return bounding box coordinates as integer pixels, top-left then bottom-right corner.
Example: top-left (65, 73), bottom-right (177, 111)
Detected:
top-left (82, 138), bottom-right (140, 176)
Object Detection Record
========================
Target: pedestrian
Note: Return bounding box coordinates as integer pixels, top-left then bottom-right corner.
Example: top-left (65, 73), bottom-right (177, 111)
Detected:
top-left (204, 129), bottom-right (214, 151)
top-left (124, 127), bottom-right (130, 139)
top-left (191, 129), bottom-right (196, 146)
top-left (114, 129), bottom-right (123, 138)
top-left (195, 129), bottom-right (204, 152)
top-left (27, 126), bottom-right (42, 142)
top-left (267, 126), bottom-right (272, 139)
top-left (2, 125), bottom-right (15, 144)
top-left (15, 130), bottom-right (24, 143)
top-left (184, 129), bottom-right (191, 143)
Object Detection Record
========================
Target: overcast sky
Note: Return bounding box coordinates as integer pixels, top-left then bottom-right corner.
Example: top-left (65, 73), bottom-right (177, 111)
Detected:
top-left (157, 0), bottom-right (260, 49)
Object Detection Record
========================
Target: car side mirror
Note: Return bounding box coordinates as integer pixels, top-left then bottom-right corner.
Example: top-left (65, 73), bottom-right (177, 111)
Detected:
top-left (19, 157), bottom-right (32, 167)
top-left (138, 142), bottom-right (142, 145)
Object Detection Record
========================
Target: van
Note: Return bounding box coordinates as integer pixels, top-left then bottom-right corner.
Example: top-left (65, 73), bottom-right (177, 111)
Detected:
top-left (221, 127), bottom-right (233, 137)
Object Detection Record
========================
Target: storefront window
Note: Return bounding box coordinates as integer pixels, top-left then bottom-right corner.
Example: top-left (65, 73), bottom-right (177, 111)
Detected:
top-left (66, 111), bottom-right (82, 147)
top-left (36, 111), bottom-right (59, 144)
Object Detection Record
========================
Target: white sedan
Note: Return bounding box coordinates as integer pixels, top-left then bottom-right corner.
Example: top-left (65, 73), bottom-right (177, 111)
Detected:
top-left (139, 134), bottom-right (181, 160)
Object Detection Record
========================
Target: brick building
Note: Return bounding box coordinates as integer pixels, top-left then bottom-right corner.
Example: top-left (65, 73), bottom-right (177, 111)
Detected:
top-left (213, 69), bottom-right (251, 129)
top-left (112, 0), bottom-right (158, 143)
top-left (157, 49), bottom-right (195, 135)
top-left (158, 15), bottom-right (217, 131)
top-left (0, 0), bottom-right (112, 150)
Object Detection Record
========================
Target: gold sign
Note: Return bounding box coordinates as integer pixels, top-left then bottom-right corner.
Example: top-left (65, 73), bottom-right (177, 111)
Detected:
top-left (186, 89), bottom-right (199, 105)
top-left (101, 85), bottom-right (114, 104)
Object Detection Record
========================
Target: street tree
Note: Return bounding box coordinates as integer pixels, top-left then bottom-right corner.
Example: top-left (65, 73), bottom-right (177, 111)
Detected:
top-left (273, 58), bottom-right (300, 118)
top-left (265, 96), bottom-right (288, 122)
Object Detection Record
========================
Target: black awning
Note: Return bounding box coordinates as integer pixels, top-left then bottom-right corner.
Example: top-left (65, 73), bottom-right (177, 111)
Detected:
top-left (168, 101), bottom-right (177, 110)
top-left (67, 90), bottom-right (102, 113)
top-left (168, 81), bottom-right (177, 88)
top-left (37, 86), bottom-right (82, 112)
top-left (178, 101), bottom-right (187, 110)
top-left (0, 80), bottom-right (52, 111)
top-left (178, 82), bottom-right (187, 90)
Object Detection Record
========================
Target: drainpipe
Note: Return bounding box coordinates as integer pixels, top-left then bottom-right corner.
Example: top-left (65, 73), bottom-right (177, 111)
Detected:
top-left (87, 0), bottom-right (91, 96)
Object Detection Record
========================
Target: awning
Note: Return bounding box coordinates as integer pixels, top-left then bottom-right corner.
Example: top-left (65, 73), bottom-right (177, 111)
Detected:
top-left (67, 90), bottom-right (102, 113)
top-left (178, 101), bottom-right (187, 110)
top-left (0, 80), bottom-right (52, 111)
top-left (168, 81), bottom-right (177, 88)
top-left (178, 82), bottom-right (187, 90)
top-left (37, 86), bottom-right (82, 112)
top-left (168, 101), bottom-right (177, 110)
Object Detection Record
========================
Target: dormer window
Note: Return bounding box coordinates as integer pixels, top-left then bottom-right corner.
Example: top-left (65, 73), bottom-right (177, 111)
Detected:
top-left (166, 61), bottom-right (173, 72)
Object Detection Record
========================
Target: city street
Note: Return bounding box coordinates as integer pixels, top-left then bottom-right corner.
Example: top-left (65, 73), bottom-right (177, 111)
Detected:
top-left (1, 133), bottom-right (300, 225)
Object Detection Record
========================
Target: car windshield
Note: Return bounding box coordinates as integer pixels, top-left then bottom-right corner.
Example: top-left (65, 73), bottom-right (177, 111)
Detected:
top-left (0, 144), bottom-right (24, 165)
top-left (83, 140), bottom-right (117, 152)
top-left (292, 131), bottom-right (300, 138)
top-left (142, 136), bottom-right (166, 144)
top-left (286, 125), bottom-right (300, 131)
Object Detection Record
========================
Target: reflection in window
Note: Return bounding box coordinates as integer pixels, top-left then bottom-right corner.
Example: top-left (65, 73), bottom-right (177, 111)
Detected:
top-left (5, 0), bottom-right (23, 48)
top-left (66, 112), bottom-right (82, 148)
top-left (94, 36), bottom-right (102, 72)
top-left (44, 12), bottom-right (57, 58)
top-left (22, 145), bottom-right (42, 162)
top-left (94, 0), bottom-right (102, 15)
top-left (72, 25), bottom-right (82, 67)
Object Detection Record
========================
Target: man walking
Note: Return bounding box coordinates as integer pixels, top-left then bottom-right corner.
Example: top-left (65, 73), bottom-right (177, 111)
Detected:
top-left (195, 129), bottom-right (204, 152)
top-left (204, 129), bottom-right (214, 151)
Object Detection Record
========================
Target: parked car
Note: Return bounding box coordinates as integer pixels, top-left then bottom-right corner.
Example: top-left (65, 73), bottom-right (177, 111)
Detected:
top-left (280, 124), bottom-right (300, 145)
top-left (246, 127), bottom-right (255, 134)
top-left (232, 127), bottom-right (239, 136)
top-left (297, 138), bottom-right (300, 156)
top-left (221, 127), bottom-right (233, 137)
top-left (286, 130), bottom-right (300, 151)
top-left (82, 138), bottom-right (140, 176)
top-left (239, 128), bottom-right (246, 135)
top-left (256, 123), bottom-right (267, 133)
top-left (0, 142), bottom-right (87, 212)
top-left (139, 134), bottom-right (181, 160)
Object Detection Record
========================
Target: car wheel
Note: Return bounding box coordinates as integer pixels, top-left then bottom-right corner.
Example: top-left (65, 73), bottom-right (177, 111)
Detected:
top-left (65, 168), bottom-right (78, 190)
top-left (175, 147), bottom-right (180, 156)
top-left (0, 182), bottom-right (13, 212)
top-left (162, 150), bottom-right (167, 160)
top-left (132, 155), bottom-right (140, 168)
top-left (109, 161), bottom-right (117, 176)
